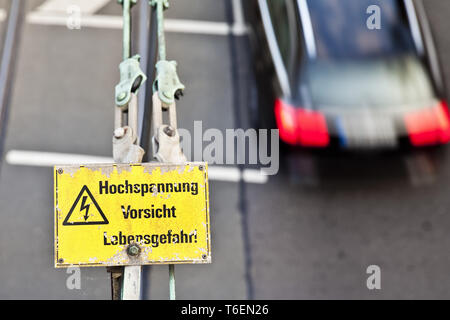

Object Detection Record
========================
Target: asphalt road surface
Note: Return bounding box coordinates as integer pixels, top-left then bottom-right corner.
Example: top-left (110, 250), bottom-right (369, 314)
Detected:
top-left (1, 0), bottom-right (450, 299)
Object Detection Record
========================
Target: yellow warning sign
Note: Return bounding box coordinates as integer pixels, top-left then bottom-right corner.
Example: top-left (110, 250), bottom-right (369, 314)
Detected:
top-left (54, 162), bottom-right (210, 267)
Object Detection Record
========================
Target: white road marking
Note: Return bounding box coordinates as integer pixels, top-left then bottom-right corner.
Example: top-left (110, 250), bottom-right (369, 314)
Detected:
top-left (0, 1), bottom-right (248, 35)
top-left (231, 0), bottom-right (247, 35)
top-left (35, 0), bottom-right (110, 15)
top-left (165, 19), bottom-right (238, 36)
top-left (5, 150), bottom-right (114, 166)
top-left (5, 150), bottom-right (268, 184)
top-left (25, 13), bottom-right (247, 35)
top-left (17, 0), bottom-right (248, 35)
top-left (26, 12), bottom-right (122, 29)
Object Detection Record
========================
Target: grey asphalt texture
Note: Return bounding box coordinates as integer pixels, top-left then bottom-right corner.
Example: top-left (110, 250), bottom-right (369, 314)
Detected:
top-left (0, 0), bottom-right (450, 299)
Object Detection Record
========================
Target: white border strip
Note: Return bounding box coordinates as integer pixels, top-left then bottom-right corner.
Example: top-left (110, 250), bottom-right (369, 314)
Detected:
top-left (5, 150), bottom-right (268, 184)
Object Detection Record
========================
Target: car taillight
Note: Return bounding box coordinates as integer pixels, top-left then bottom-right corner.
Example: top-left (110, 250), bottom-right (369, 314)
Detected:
top-left (274, 99), bottom-right (329, 147)
top-left (274, 99), bottom-right (298, 144)
top-left (404, 101), bottom-right (450, 146)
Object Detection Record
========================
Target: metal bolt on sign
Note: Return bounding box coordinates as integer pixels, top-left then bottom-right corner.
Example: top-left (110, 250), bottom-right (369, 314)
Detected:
top-left (127, 244), bottom-right (141, 257)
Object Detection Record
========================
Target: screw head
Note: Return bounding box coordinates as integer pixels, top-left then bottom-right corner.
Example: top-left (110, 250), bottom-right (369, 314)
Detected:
top-left (127, 244), bottom-right (140, 257)
top-left (199, 165), bottom-right (204, 171)
top-left (57, 168), bottom-right (63, 174)
top-left (58, 258), bottom-right (64, 263)
top-left (114, 127), bottom-right (126, 139)
top-left (163, 126), bottom-right (175, 137)
top-left (117, 92), bottom-right (127, 101)
top-left (202, 254), bottom-right (207, 260)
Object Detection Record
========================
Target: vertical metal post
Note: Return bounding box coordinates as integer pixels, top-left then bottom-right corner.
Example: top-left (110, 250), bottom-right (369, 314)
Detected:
top-left (135, 0), bottom-right (153, 300)
top-left (116, 0), bottom-right (143, 300)
top-left (122, 0), bottom-right (131, 60)
top-left (122, 264), bottom-right (142, 300)
top-left (117, 0), bottom-right (182, 301)
top-left (169, 264), bottom-right (176, 300)
top-left (154, 0), bottom-right (176, 300)
top-left (156, 0), bottom-right (166, 61)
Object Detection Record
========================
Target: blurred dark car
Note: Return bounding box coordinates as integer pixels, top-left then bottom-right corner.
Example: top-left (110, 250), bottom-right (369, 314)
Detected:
top-left (244, 0), bottom-right (449, 149)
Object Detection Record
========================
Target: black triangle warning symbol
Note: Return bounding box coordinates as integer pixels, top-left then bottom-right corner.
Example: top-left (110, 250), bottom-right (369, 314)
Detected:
top-left (63, 185), bottom-right (109, 226)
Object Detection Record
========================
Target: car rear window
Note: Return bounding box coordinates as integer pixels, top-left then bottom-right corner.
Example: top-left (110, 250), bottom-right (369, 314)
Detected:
top-left (306, 56), bottom-right (436, 109)
top-left (306, 0), bottom-right (417, 60)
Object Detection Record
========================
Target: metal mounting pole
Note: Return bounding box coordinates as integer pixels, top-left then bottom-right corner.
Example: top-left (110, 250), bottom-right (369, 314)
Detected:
top-left (113, 0), bottom-right (146, 300)
top-left (156, 0), bottom-right (174, 301)
top-left (155, 0), bottom-right (166, 61)
top-left (122, 0), bottom-right (132, 60)
top-left (113, 0), bottom-right (185, 301)
top-left (169, 264), bottom-right (176, 300)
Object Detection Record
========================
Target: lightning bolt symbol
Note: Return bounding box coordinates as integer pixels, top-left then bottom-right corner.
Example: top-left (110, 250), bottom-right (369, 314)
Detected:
top-left (80, 196), bottom-right (90, 221)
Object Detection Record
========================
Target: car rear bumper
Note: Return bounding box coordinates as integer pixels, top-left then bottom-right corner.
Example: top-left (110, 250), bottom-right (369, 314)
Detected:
top-left (276, 101), bottom-right (450, 150)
